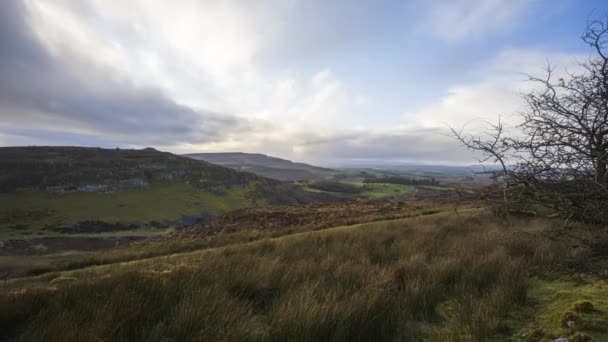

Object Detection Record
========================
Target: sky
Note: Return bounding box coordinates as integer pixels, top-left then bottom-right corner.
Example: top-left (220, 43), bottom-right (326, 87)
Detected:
top-left (0, 0), bottom-right (605, 166)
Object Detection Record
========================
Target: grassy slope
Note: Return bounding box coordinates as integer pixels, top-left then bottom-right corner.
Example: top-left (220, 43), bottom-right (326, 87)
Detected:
top-left (0, 146), bottom-right (261, 235)
top-left (1, 201), bottom-right (458, 278)
top-left (0, 182), bottom-right (259, 239)
top-left (3, 210), bottom-right (607, 341)
top-left (358, 182), bottom-right (414, 198)
top-left (298, 180), bottom-right (414, 199)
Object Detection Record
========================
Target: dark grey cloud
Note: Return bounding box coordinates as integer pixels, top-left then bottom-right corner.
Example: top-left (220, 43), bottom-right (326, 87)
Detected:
top-left (0, 0), bottom-right (244, 147)
top-left (0, 127), bottom-right (122, 148)
top-left (296, 127), bottom-right (475, 164)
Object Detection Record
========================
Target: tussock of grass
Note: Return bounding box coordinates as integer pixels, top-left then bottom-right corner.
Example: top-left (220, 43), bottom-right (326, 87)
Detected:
top-left (3, 212), bottom-right (587, 341)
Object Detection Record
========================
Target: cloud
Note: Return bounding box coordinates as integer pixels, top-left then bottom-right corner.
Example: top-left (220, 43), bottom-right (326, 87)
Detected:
top-left (0, 0), bottom-right (587, 166)
top-left (28, 0), bottom-right (303, 118)
top-left (1, 0), bottom-right (373, 148)
top-left (0, 0), bottom-right (249, 147)
top-left (407, 0), bottom-right (532, 41)
top-left (1, 0), bottom-right (375, 158)
top-left (293, 127), bottom-right (472, 164)
top-left (274, 49), bottom-right (585, 165)
top-left (401, 49), bottom-right (586, 133)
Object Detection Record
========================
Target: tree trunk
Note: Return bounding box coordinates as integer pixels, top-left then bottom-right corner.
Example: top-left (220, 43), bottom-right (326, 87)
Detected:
top-left (596, 145), bottom-right (607, 186)
top-left (597, 158), bottom-right (607, 185)
top-left (594, 133), bottom-right (607, 186)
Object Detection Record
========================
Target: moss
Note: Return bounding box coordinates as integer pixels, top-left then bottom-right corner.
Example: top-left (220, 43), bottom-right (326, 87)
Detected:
top-left (507, 278), bottom-right (608, 341)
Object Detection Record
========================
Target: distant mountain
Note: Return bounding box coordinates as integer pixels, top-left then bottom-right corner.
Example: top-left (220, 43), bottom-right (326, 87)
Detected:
top-left (0, 146), bottom-right (341, 232)
top-left (183, 152), bottom-right (334, 181)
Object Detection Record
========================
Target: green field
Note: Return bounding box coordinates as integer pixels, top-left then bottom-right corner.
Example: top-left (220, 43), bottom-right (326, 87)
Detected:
top-left (298, 180), bottom-right (414, 199)
top-left (0, 182), bottom-right (259, 239)
top-left (357, 182), bottom-right (414, 198)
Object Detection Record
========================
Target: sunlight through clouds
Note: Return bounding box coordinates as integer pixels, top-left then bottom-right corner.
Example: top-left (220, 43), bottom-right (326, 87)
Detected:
top-left (0, 0), bottom-right (596, 164)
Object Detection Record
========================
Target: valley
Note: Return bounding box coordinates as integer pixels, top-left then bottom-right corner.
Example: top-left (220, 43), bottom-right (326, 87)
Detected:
top-left (2, 147), bottom-right (607, 341)
top-left (3, 3), bottom-right (607, 341)
top-left (0, 147), bottom-right (465, 257)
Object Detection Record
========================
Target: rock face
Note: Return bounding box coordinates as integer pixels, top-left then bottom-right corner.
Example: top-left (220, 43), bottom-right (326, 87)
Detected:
top-left (47, 183), bottom-right (108, 194)
top-left (0, 146), bottom-right (259, 193)
top-left (46, 178), bottom-right (148, 194)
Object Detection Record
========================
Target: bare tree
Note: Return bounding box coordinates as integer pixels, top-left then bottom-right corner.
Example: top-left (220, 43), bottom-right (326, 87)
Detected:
top-left (451, 119), bottom-right (514, 218)
top-left (454, 15), bottom-right (608, 224)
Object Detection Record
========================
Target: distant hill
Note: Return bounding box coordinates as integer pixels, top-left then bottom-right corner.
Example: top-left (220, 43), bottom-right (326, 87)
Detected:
top-left (183, 152), bottom-right (334, 181)
top-left (0, 146), bottom-right (341, 235)
top-left (1, 147), bottom-right (256, 194)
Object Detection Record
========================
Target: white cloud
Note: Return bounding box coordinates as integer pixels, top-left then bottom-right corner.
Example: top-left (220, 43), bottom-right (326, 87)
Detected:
top-left (354, 95), bottom-right (372, 107)
top-left (408, 0), bottom-right (531, 41)
top-left (401, 49), bottom-right (586, 134)
top-left (22, 1), bottom-right (370, 133)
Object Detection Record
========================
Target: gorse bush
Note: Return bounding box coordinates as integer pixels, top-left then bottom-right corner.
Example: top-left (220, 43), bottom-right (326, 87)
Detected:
top-left (1, 213), bottom-right (577, 341)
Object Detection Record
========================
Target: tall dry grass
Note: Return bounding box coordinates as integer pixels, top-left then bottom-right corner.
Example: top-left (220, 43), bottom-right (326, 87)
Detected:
top-left (1, 212), bottom-right (579, 341)
top-left (3, 202), bottom-right (462, 279)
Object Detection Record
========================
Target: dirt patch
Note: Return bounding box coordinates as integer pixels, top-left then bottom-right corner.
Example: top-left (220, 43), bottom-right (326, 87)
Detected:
top-left (47, 220), bottom-right (143, 234)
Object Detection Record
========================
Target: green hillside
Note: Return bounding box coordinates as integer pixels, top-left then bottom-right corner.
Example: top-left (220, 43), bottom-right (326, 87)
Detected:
top-left (0, 183), bottom-right (257, 239)
top-left (0, 146), bottom-right (337, 239)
